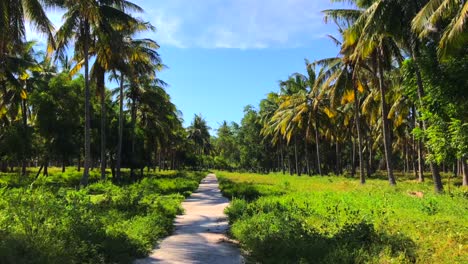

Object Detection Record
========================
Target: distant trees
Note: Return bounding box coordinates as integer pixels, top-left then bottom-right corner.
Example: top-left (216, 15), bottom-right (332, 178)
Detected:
top-left (0, 0), bottom-right (208, 184)
top-left (209, 0), bottom-right (467, 192)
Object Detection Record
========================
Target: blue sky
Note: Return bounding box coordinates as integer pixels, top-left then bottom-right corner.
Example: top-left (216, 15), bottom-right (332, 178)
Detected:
top-left (28, 0), bottom-right (344, 131)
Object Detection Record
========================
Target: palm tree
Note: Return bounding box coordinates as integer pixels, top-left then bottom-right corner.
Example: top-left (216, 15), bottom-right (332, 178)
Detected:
top-left (188, 114), bottom-right (211, 156)
top-left (91, 11), bottom-right (146, 180)
top-left (0, 41), bottom-right (39, 175)
top-left (55, 0), bottom-right (143, 186)
top-left (340, 0), bottom-right (408, 186)
top-left (0, 0), bottom-right (58, 61)
top-left (121, 38), bottom-right (162, 178)
top-left (413, 0), bottom-right (468, 57)
top-left (314, 36), bottom-right (368, 183)
top-left (341, 0), bottom-right (444, 190)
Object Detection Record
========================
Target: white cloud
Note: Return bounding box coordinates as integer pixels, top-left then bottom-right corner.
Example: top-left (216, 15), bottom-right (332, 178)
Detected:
top-left (144, 0), bottom-right (332, 49)
top-left (26, 1), bottom-right (334, 49)
top-left (149, 10), bottom-right (186, 48)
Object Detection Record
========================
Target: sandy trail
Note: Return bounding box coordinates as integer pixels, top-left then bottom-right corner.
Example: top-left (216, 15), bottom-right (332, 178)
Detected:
top-left (135, 174), bottom-right (242, 264)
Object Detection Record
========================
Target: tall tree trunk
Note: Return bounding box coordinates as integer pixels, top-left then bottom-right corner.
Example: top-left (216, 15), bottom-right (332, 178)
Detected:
top-left (403, 137), bottom-right (408, 174)
top-left (294, 135), bottom-right (299, 175)
top-left (77, 153), bottom-right (81, 172)
top-left (335, 141), bottom-right (341, 175)
top-left (280, 139), bottom-right (285, 174)
top-left (43, 159), bottom-right (48, 176)
top-left (412, 47), bottom-right (442, 191)
top-left (353, 83), bottom-right (365, 184)
top-left (98, 65), bottom-right (106, 181)
top-left (367, 132), bottom-right (373, 177)
top-left (417, 137), bottom-right (425, 181)
top-left (377, 53), bottom-right (396, 185)
top-left (351, 136), bottom-right (356, 177)
top-left (410, 106), bottom-right (418, 179)
top-left (462, 158), bottom-right (468, 186)
top-left (314, 119), bottom-right (322, 175)
top-left (412, 133), bottom-right (418, 179)
top-left (81, 20), bottom-right (91, 187)
top-left (116, 74), bottom-right (124, 181)
top-left (304, 138), bottom-right (310, 176)
top-left (21, 98), bottom-right (27, 176)
top-left (130, 96), bottom-right (137, 179)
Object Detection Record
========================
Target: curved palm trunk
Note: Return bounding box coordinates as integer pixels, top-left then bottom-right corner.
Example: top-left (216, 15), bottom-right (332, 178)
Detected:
top-left (81, 19), bottom-right (91, 187)
top-left (314, 118), bottom-right (322, 175)
top-left (353, 83), bottom-right (365, 184)
top-left (116, 74), bottom-right (124, 181)
top-left (377, 53), bottom-right (396, 185)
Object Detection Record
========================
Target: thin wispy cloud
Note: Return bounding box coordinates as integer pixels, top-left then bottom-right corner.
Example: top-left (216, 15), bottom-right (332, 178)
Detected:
top-left (137, 0), bottom-right (331, 49)
top-left (27, 1), bottom-right (333, 50)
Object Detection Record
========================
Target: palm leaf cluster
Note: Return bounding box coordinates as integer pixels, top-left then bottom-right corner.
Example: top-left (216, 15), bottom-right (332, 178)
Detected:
top-left (0, 0), bottom-right (203, 184)
top-left (236, 0), bottom-right (468, 192)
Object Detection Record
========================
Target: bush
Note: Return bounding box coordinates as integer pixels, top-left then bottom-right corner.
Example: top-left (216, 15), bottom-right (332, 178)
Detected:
top-left (0, 170), bottom-right (205, 264)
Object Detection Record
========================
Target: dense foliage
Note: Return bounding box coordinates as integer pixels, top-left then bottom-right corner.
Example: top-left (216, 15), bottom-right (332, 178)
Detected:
top-left (211, 0), bottom-right (468, 193)
top-left (0, 1), bottom-right (215, 184)
top-left (0, 169), bottom-right (205, 263)
top-left (218, 171), bottom-right (467, 263)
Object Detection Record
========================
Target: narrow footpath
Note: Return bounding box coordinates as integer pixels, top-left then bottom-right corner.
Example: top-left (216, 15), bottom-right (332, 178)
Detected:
top-left (135, 174), bottom-right (243, 264)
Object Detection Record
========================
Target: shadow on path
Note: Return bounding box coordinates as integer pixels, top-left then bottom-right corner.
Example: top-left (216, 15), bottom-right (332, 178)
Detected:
top-left (134, 174), bottom-right (243, 264)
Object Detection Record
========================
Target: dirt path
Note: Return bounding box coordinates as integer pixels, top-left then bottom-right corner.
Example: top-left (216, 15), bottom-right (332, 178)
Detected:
top-left (135, 174), bottom-right (243, 264)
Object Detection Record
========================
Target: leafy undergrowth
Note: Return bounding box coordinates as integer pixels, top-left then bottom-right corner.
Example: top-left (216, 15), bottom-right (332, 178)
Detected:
top-left (217, 171), bottom-right (468, 264)
top-left (0, 169), bottom-right (205, 264)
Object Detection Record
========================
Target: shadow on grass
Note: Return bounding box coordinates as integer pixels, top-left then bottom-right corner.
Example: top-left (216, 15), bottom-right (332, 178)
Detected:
top-left (240, 221), bottom-right (416, 264)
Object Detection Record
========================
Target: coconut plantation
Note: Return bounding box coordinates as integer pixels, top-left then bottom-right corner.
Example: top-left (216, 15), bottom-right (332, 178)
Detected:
top-left (0, 0), bottom-right (467, 263)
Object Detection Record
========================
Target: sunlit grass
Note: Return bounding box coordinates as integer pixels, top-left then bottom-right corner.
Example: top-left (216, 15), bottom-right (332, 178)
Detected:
top-left (217, 170), bottom-right (467, 263)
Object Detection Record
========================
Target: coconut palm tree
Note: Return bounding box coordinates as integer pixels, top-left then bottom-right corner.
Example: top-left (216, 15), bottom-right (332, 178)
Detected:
top-left (55, 0), bottom-right (143, 186)
top-left (339, 0), bottom-right (444, 190)
top-left (188, 114), bottom-right (211, 156)
top-left (413, 0), bottom-right (468, 57)
top-left (0, 0), bottom-right (58, 61)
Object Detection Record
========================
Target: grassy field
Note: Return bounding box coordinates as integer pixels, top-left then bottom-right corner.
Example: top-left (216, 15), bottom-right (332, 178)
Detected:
top-left (0, 168), bottom-right (205, 264)
top-left (217, 171), bottom-right (467, 264)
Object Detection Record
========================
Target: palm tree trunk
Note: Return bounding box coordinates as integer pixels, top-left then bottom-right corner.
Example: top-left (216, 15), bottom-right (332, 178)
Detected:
top-left (98, 67), bottom-right (106, 181)
top-left (462, 158), bottom-right (468, 186)
top-left (116, 74), bottom-right (124, 181)
top-left (21, 98), bottom-right (27, 176)
top-left (280, 139), bottom-right (285, 174)
top-left (314, 119), bottom-right (322, 175)
top-left (353, 83), bottom-right (365, 184)
top-left (294, 135), bottom-right (299, 176)
top-left (335, 141), bottom-right (341, 175)
top-left (81, 19), bottom-right (91, 187)
top-left (377, 53), bottom-right (396, 185)
top-left (351, 136), bottom-right (356, 177)
top-left (304, 138), bottom-right (310, 176)
top-left (77, 153), bottom-right (81, 171)
top-left (413, 54), bottom-right (443, 192)
top-left (412, 133), bottom-right (418, 179)
top-left (130, 96), bottom-right (137, 179)
top-left (367, 132), bottom-right (373, 177)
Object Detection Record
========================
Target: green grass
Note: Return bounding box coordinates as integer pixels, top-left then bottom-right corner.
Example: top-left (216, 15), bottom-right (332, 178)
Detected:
top-left (217, 171), bottom-right (468, 264)
top-left (0, 169), bottom-right (205, 264)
